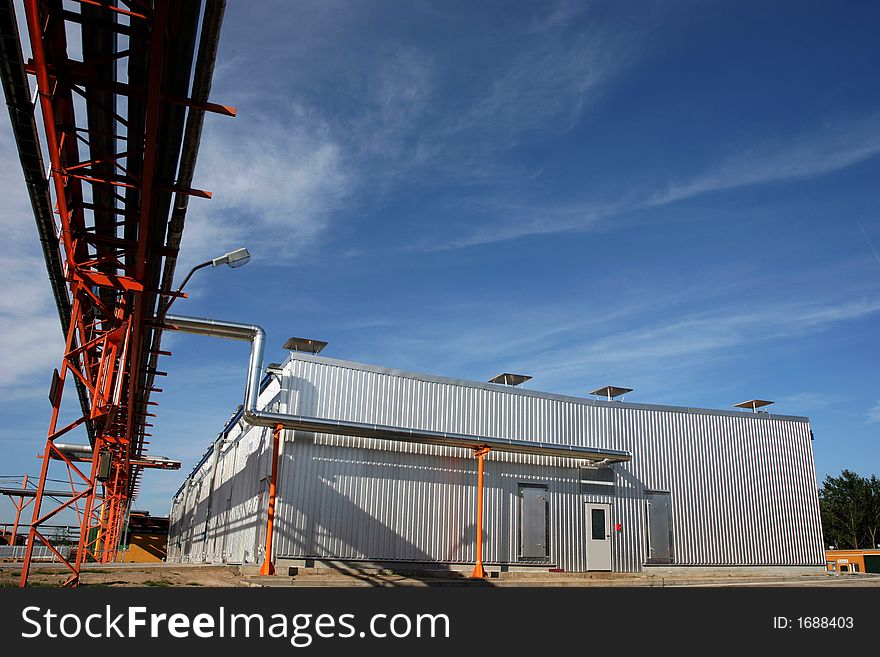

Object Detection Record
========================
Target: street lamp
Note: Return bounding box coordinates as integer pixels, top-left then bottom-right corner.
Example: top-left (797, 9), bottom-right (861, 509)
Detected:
top-left (158, 247), bottom-right (251, 318)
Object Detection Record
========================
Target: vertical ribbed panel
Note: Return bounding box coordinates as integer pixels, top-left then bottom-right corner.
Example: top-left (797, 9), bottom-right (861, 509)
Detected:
top-left (167, 356), bottom-right (824, 571)
top-left (166, 379), bottom-right (281, 565)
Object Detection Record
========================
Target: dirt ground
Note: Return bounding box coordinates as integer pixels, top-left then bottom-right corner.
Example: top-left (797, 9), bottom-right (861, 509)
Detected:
top-left (3, 563), bottom-right (880, 587)
top-left (0, 564), bottom-right (245, 587)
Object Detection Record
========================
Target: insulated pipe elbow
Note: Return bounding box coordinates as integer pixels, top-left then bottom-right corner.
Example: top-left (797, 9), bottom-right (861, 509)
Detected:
top-left (243, 408), bottom-right (264, 425)
top-left (163, 314), bottom-right (265, 413)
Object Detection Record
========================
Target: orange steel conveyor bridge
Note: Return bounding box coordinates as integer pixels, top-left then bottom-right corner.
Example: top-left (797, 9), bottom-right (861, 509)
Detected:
top-left (0, 0), bottom-right (233, 586)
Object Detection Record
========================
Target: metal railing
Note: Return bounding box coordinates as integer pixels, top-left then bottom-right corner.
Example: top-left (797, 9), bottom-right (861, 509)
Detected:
top-left (0, 544), bottom-right (72, 561)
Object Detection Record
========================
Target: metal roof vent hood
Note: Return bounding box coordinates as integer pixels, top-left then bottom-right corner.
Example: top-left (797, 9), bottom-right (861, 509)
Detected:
top-left (734, 399), bottom-right (774, 413)
top-left (283, 337), bottom-right (327, 354)
top-left (590, 385), bottom-right (633, 401)
top-left (488, 373), bottom-right (532, 387)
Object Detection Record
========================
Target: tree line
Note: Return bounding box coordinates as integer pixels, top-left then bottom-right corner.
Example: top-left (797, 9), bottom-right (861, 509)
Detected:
top-left (819, 469), bottom-right (880, 550)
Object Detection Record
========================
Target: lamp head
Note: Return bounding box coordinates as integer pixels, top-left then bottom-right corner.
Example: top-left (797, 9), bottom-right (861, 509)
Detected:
top-left (212, 247), bottom-right (251, 269)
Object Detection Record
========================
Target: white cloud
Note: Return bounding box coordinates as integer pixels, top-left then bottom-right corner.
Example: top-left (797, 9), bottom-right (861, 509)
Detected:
top-left (524, 0), bottom-right (592, 35)
top-left (454, 30), bottom-right (619, 138)
top-left (858, 221), bottom-right (880, 265)
top-left (0, 254), bottom-right (62, 389)
top-left (357, 48), bottom-right (433, 155)
top-left (430, 114), bottom-right (880, 249)
top-left (868, 400), bottom-right (880, 423)
top-left (180, 105), bottom-right (352, 267)
top-left (411, 18), bottom-right (634, 186)
top-left (517, 298), bottom-right (880, 388)
top-left (777, 392), bottom-right (846, 414)
top-left (649, 114), bottom-right (880, 207)
top-left (172, 4), bottom-right (643, 257)
top-left (361, 290), bottom-right (880, 395)
top-left (0, 113), bottom-right (65, 393)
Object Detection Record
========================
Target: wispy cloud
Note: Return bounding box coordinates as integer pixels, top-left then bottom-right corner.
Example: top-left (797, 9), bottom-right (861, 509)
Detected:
top-left (332, 260), bottom-right (880, 404)
top-left (858, 221), bottom-right (880, 265)
top-left (353, 48), bottom-right (434, 159)
top-left (520, 297), bottom-right (880, 385)
top-left (649, 114), bottom-right (880, 207)
top-left (524, 0), bottom-right (593, 35)
top-left (333, 11), bottom-right (634, 192)
top-left (868, 400), bottom-right (880, 423)
top-left (532, 299), bottom-right (880, 369)
top-left (184, 6), bottom-right (639, 260)
top-left (776, 392), bottom-right (848, 414)
top-left (448, 29), bottom-right (622, 140)
top-left (348, 282), bottom-right (880, 403)
top-left (429, 113), bottom-right (880, 249)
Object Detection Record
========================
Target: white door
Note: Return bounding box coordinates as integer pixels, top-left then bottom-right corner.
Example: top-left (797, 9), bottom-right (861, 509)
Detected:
top-left (586, 502), bottom-right (612, 571)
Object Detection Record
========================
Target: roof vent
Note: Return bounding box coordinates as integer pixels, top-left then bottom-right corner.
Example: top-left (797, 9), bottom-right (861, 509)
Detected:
top-left (488, 373), bottom-right (532, 387)
top-left (734, 399), bottom-right (774, 413)
top-left (266, 362), bottom-right (284, 376)
top-left (589, 385), bottom-right (633, 401)
top-left (283, 337), bottom-right (327, 354)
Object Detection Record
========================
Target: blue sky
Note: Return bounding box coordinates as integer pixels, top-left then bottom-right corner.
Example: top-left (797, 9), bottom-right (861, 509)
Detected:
top-left (1, 0), bottom-right (879, 522)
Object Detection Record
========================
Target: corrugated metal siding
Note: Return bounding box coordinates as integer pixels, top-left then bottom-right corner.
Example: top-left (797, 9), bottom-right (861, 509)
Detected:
top-left (167, 380), bottom-right (282, 565)
top-left (167, 355), bottom-right (824, 571)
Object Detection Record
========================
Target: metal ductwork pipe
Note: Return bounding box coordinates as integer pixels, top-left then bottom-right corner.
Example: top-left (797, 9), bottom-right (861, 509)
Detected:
top-left (53, 443), bottom-right (94, 454)
top-left (163, 314), bottom-right (264, 414)
top-left (162, 314), bottom-right (631, 463)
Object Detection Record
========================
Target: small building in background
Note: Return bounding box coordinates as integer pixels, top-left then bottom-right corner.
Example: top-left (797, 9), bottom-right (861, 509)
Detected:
top-left (824, 549), bottom-right (880, 574)
top-left (121, 511), bottom-right (169, 562)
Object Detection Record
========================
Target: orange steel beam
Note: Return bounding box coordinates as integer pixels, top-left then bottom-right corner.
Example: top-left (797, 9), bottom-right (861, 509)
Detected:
top-left (259, 423), bottom-right (284, 576)
top-left (17, 0), bottom-right (178, 586)
top-left (18, 0), bottom-right (126, 583)
top-left (20, 292), bottom-right (91, 586)
top-left (8, 476), bottom-right (33, 546)
top-left (5, 0), bottom-right (230, 586)
top-left (470, 446), bottom-right (491, 578)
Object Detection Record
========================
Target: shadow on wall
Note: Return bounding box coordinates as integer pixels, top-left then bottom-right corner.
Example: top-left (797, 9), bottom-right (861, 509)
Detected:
top-left (273, 453), bottom-right (502, 587)
top-left (170, 387), bottom-right (290, 564)
top-left (275, 374), bottom-right (497, 578)
top-left (174, 373), bottom-right (655, 581)
top-left (173, 377), bottom-right (496, 578)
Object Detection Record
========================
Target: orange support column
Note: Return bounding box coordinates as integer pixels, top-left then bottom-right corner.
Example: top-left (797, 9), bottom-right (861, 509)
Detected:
top-left (9, 476), bottom-right (30, 546)
top-left (259, 424), bottom-right (284, 576)
top-left (471, 447), bottom-right (491, 578)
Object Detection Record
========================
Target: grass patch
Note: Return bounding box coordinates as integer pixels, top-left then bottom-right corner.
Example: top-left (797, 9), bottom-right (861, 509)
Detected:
top-left (1, 580), bottom-right (58, 588)
top-left (143, 580), bottom-right (171, 587)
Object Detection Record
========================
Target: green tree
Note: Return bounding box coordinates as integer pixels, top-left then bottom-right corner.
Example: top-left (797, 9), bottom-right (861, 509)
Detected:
top-left (866, 475), bottom-right (880, 549)
top-left (819, 469), bottom-right (874, 549)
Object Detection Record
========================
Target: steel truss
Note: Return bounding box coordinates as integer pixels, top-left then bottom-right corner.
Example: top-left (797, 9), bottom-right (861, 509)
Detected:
top-left (0, 0), bottom-right (231, 586)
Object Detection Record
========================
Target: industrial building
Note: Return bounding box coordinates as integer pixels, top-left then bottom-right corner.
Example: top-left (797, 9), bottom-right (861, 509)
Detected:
top-left (167, 335), bottom-right (825, 574)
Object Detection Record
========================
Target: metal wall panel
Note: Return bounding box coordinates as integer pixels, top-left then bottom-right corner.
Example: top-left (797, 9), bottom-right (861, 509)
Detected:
top-left (167, 379), bottom-right (281, 565)
top-left (167, 355), bottom-right (824, 572)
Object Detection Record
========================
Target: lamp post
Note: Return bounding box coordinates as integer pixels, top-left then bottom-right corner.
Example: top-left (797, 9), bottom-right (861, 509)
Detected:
top-left (158, 247), bottom-right (250, 318)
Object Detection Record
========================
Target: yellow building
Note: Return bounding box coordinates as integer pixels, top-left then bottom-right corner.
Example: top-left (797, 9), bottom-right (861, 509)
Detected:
top-left (120, 512), bottom-right (169, 563)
